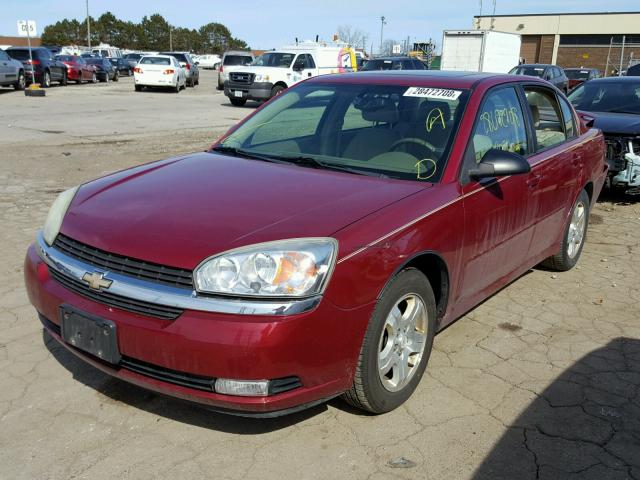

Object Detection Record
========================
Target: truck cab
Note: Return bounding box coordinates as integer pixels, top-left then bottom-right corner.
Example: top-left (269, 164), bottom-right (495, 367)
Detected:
top-left (224, 42), bottom-right (355, 106)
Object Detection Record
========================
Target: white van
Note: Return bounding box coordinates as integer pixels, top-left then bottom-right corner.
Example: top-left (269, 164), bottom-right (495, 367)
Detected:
top-left (224, 41), bottom-right (356, 106)
top-left (91, 43), bottom-right (123, 59)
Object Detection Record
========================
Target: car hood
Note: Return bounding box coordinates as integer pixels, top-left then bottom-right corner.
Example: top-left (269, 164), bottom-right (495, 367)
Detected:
top-left (582, 110), bottom-right (640, 136)
top-left (60, 152), bottom-right (425, 269)
top-left (232, 66), bottom-right (291, 76)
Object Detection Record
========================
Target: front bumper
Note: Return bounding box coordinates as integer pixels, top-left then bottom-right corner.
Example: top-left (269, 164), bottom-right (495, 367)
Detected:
top-left (224, 81), bottom-right (273, 101)
top-left (24, 239), bottom-right (372, 415)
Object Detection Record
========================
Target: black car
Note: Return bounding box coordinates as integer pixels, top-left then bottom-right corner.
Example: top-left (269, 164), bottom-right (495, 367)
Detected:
top-left (568, 76), bottom-right (640, 193)
top-left (510, 64), bottom-right (569, 93)
top-left (84, 57), bottom-right (118, 82)
top-left (6, 47), bottom-right (68, 87)
top-left (360, 56), bottom-right (427, 71)
top-left (109, 57), bottom-right (133, 76)
top-left (628, 64), bottom-right (640, 77)
top-left (123, 53), bottom-right (143, 69)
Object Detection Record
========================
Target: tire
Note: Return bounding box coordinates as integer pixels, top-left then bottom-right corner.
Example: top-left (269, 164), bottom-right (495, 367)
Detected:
top-left (270, 84), bottom-right (285, 98)
top-left (42, 70), bottom-right (51, 88)
top-left (542, 189), bottom-right (590, 271)
top-left (113, 71), bottom-right (119, 82)
top-left (91, 72), bottom-right (97, 84)
top-left (134, 85), bottom-right (142, 92)
top-left (230, 97), bottom-right (247, 106)
top-left (75, 77), bottom-right (82, 84)
top-left (187, 77), bottom-right (194, 88)
top-left (60, 71), bottom-right (68, 86)
top-left (174, 82), bottom-right (180, 93)
top-left (14, 71), bottom-right (25, 90)
top-left (342, 268), bottom-right (436, 414)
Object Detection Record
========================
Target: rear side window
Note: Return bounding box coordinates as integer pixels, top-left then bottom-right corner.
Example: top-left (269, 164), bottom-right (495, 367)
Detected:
top-left (558, 96), bottom-right (577, 138)
top-left (525, 87), bottom-right (567, 149)
top-left (471, 87), bottom-right (528, 163)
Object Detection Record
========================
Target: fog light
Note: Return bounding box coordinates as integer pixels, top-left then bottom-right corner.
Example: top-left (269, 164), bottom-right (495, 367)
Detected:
top-left (214, 378), bottom-right (270, 396)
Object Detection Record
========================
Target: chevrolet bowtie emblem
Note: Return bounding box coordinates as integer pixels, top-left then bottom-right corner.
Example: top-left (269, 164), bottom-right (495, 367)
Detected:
top-left (82, 272), bottom-right (113, 291)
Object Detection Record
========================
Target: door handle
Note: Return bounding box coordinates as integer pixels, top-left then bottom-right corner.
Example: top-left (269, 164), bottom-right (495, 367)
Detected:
top-left (526, 173), bottom-right (542, 188)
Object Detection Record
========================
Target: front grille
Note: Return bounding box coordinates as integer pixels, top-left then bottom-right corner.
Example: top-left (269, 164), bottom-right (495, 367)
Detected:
top-left (50, 269), bottom-right (183, 320)
top-left (53, 234), bottom-right (193, 290)
top-left (120, 356), bottom-right (215, 391)
top-left (229, 72), bottom-right (254, 84)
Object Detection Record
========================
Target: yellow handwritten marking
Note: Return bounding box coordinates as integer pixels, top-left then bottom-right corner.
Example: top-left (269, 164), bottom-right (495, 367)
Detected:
top-left (415, 158), bottom-right (437, 180)
top-left (426, 108), bottom-right (446, 132)
top-left (480, 107), bottom-right (521, 135)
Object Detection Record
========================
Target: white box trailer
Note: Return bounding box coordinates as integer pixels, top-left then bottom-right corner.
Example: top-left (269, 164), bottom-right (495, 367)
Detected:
top-left (441, 30), bottom-right (521, 73)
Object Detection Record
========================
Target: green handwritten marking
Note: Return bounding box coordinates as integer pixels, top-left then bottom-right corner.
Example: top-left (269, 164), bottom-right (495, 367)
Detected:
top-left (426, 108), bottom-right (446, 132)
top-left (415, 158), bottom-right (438, 180)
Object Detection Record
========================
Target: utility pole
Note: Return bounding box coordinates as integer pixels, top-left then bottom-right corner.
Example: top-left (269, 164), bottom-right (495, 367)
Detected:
top-left (380, 16), bottom-right (387, 56)
top-left (86, 0), bottom-right (91, 48)
top-left (619, 35), bottom-right (626, 76)
top-left (169, 28), bottom-right (173, 51)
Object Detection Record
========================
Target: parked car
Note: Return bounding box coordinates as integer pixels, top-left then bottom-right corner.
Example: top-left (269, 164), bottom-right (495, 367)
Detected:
top-left (509, 64), bottom-right (569, 93)
top-left (84, 57), bottom-right (118, 82)
top-left (360, 56), bottom-right (427, 71)
top-left (109, 57), bottom-right (133, 76)
top-left (160, 52), bottom-right (199, 87)
top-left (133, 55), bottom-right (186, 92)
top-left (627, 63), bottom-right (640, 77)
top-left (568, 76), bottom-right (640, 193)
top-left (55, 55), bottom-right (97, 84)
top-left (564, 67), bottom-right (600, 90)
top-left (123, 53), bottom-right (143, 69)
top-left (217, 50), bottom-right (254, 90)
top-left (25, 71), bottom-right (607, 416)
top-left (197, 54), bottom-right (221, 69)
top-left (6, 47), bottom-right (68, 87)
top-left (0, 48), bottom-right (26, 90)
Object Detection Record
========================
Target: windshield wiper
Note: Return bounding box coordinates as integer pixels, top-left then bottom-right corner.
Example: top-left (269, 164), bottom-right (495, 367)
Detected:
top-left (257, 154), bottom-right (388, 178)
top-left (210, 145), bottom-right (292, 164)
top-left (606, 108), bottom-right (640, 115)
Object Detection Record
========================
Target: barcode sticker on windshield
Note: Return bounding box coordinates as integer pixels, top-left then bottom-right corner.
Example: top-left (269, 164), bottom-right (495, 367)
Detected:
top-left (404, 87), bottom-right (462, 100)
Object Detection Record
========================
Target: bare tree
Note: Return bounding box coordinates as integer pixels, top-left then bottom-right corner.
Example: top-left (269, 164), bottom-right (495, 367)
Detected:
top-left (336, 25), bottom-right (369, 50)
top-left (381, 39), bottom-right (399, 56)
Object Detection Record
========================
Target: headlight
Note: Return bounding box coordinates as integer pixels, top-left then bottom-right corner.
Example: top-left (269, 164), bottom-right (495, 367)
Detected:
top-left (194, 238), bottom-right (338, 298)
top-left (254, 74), bottom-right (270, 82)
top-left (42, 186), bottom-right (79, 246)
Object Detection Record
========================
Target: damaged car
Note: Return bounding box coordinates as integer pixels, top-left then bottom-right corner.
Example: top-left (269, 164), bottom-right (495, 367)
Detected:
top-left (568, 76), bottom-right (640, 193)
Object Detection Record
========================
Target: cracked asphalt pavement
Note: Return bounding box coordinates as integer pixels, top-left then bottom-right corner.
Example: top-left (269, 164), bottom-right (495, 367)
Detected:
top-left (1, 71), bottom-right (639, 479)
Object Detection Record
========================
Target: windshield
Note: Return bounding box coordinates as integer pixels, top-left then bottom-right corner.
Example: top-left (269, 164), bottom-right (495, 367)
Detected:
top-left (362, 59), bottom-right (397, 71)
top-left (224, 55), bottom-right (252, 66)
top-left (215, 83), bottom-right (469, 182)
top-left (510, 66), bottom-right (545, 77)
top-left (568, 80), bottom-right (640, 114)
top-left (565, 70), bottom-right (591, 80)
top-left (252, 52), bottom-right (295, 68)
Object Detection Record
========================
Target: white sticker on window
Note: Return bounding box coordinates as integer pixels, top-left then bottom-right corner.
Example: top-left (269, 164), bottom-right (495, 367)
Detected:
top-left (403, 87), bottom-right (462, 100)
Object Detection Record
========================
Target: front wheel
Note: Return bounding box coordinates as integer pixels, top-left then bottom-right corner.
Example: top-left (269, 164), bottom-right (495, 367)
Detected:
top-left (91, 72), bottom-right (97, 83)
top-left (342, 268), bottom-right (436, 414)
top-left (42, 70), bottom-right (51, 88)
top-left (113, 71), bottom-right (119, 82)
top-left (230, 97), bottom-right (246, 106)
top-left (134, 85), bottom-right (142, 92)
top-left (270, 84), bottom-right (285, 98)
top-left (542, 189), bottom-right (590, 271)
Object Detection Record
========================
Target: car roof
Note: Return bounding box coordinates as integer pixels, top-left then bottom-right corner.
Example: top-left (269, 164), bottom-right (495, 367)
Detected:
top-left (517, 64), bottom-right (553, 68)
top-left (581, 76), bottom-right (640, 83)
top-left (309, 70), bottom-right (532, 89)
top-left (140, 54), bottom-right (175, 59)
top-left (564, 67), bottom-right (598, 70)
top-left (223, 51), bottom-right (253, 56)
top-left (368, 56), bottom-right (416, 60)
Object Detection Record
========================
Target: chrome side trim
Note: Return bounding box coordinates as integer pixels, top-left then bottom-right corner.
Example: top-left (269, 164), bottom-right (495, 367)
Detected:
top-left (35, 231), bottom-right (320, 316)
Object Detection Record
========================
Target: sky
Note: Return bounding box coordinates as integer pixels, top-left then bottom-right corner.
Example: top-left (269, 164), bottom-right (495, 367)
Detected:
top-left (2, 0), bottom-right (639, 50)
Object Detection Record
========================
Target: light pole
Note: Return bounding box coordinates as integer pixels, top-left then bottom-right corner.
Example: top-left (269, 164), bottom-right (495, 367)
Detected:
top-left (379, 16), bottom-right (387, 55)
top-left (86, 0), bottom-right (91, 48)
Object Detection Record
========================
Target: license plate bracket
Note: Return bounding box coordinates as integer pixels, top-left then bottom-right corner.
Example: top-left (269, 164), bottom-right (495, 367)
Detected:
top-left (60, 305), bottom-right (121, 364)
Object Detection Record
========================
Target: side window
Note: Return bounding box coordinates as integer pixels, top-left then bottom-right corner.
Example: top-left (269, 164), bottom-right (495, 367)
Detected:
top-left (471, 87), bottom-right (528, 163)
top-left (524, 87), bottom-right (567, 150)
top-left (401, 59), bottom-right (414, 70)
top-left (0, 50), bottom-right (8, 60)
top-left (558, 96), bottom-right (577, 138)
top-left (306, 54), bottom-right (316, 69)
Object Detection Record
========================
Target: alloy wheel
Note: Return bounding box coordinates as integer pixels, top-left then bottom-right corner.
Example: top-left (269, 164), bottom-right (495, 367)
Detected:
top-left (567, 200), bottom-right (586, 259)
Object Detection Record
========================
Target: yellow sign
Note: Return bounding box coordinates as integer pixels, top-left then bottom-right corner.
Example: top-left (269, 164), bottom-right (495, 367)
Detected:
top-left (582, 53), bottom-right (589, 59)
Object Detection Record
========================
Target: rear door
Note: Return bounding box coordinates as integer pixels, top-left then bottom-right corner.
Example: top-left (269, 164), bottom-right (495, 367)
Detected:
top-left (458, 85), bottom-right (536, 306)
top-left (0, 49), bottom-right (11, 83)
top-left (522, 84), bottom-right (581, 257)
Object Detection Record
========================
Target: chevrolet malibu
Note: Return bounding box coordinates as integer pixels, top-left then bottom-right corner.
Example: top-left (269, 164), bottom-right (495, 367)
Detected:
top-left (25, 71), bottom-right (607, 416)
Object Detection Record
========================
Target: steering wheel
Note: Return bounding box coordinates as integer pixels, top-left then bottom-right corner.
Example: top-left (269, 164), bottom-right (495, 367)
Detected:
top-left (390, 138), bottom-right (438, 157)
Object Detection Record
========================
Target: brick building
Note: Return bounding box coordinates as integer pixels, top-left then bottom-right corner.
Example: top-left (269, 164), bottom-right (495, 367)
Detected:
top-left (0, 35), bottom-right (42, 48)
top-left (473, 12), bottom-right (640, 75)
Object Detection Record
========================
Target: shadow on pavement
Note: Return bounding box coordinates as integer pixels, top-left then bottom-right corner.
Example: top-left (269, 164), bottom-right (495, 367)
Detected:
top-left (42, 329), bottom-right (327, 434)
top-left (472, 338), bottom-right (640, 479)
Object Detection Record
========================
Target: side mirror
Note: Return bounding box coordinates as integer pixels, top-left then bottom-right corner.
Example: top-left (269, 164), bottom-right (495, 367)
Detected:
top-left (468, 149), bottom-right (530, 180)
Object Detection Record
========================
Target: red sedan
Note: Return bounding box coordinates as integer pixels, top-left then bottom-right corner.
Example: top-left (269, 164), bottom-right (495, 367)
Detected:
top-left (24, 72), bottom-right (607, 416)
top-left (55, 55), bottom-right (97, 84)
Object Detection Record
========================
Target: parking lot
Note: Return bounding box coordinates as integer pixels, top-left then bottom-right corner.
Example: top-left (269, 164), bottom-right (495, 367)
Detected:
top-left (1, 69), bottom-right (639, 479)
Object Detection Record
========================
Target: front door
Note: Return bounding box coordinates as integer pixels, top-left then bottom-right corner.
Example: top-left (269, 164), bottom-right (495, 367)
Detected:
top-left (455, 85), bottom-right (536, 311)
